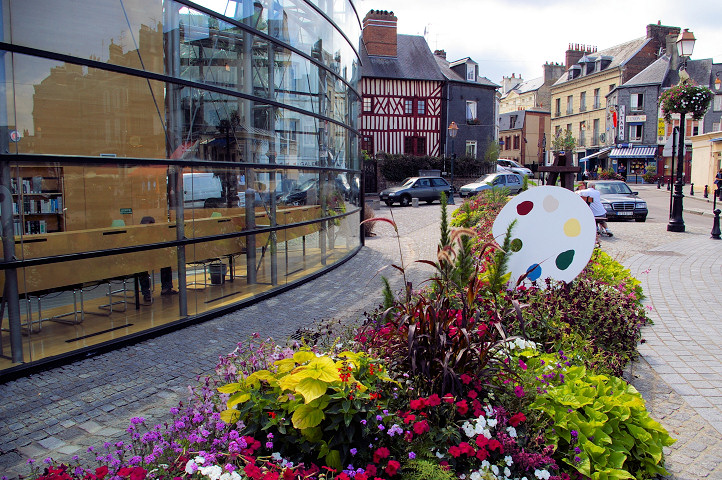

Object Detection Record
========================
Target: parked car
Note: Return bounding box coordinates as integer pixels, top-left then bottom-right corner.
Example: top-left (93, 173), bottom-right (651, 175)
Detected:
top-left (459, 172), bottom-right (523, 197)
top-left (497, 159), bottom-right (532, 177)
top-left (278, 178), bottom-right (319, 205)
top-left (586, 180), bottom-right (648, 222)
top-left (379, 176), bottom-right (451, 207)
top-left (183, 172), bottom-right (224, 208)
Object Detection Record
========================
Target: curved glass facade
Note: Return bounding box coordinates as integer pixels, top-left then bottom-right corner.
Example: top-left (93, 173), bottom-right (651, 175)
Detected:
top-left (0, 0), bottom-right (361, 376)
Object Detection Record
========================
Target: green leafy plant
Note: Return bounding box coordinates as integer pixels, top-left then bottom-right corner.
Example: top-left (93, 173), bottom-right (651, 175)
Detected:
top-left (585, 249), bottom-right (645, 302)
top-left (218, 349), bottom-right (395, 471)
top-left (400, 459), bottom-right (458, 480)
top-left (521, 352), bottom-right (675, 480)
top-left (551, 129), bottom-right (576, 152)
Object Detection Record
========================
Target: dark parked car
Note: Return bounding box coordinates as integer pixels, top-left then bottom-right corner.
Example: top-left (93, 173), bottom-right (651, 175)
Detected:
top-left (278, 178), bottom-right (318, 205)
top-left (379, 176), bottom-right (451, 207)
top-left (587, 180), bottom-right (648, 222)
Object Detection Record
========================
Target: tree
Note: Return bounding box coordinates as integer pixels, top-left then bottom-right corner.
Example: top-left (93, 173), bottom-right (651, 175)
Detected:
top-left (551, 129), bottom-right (576, 152)
top-left (484, 136), bottom-right (500, 163)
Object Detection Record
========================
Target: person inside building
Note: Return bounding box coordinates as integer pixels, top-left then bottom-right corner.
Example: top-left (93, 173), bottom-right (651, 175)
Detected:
top-left (138, 216), bottom-right (177, 303)
top-left (618, 163), bottom-right (627, 181)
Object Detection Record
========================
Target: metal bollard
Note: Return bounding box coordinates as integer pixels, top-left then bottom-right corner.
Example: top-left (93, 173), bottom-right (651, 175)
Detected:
top-left (657, 177), bottom-right (661, 189)
top-left (711, 209), bottom-right (721, 240)
top-left (690, 183), bottom-right (694, 195)
top-left (704, 185), bottom-right (709, 198)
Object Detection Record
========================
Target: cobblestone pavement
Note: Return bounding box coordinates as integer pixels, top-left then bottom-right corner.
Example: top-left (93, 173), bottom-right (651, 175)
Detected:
top-left (2, 189), bottom-right (721, 479)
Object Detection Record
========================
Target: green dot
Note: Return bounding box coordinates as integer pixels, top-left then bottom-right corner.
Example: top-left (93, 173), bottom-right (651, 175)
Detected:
top-left (510, 238), bottom-right (523, 252)
top-left (555, 249), bottom-right (575, 270)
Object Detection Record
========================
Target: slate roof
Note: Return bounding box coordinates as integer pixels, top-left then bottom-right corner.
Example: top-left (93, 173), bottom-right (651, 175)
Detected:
top-left (663, 57), bottom-right (714, 88)
top-left (553, 36), bottom-right (649, 86)
top-left (623, 54), bottom-right (670, 86)
top-left (498, 111), bottom-right (526, 131)
top-left (360, 34), bottom-right (445, 81)
top-left (434, 55), bottom-right (499, 87)
top-left (500, 76), bottom-right (544, 99)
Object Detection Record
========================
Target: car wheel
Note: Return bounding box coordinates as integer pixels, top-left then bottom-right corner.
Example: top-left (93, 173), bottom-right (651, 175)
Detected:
top-left (635, 217), bottom-right (647, 222)
top-left (384, 200), bottom-right (393, 207)
top-left (400, 195), bottom-right (411, 207)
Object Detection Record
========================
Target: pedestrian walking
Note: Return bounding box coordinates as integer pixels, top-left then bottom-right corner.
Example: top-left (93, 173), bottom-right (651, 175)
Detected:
top-left (715, 168), bottom-right (722, 200)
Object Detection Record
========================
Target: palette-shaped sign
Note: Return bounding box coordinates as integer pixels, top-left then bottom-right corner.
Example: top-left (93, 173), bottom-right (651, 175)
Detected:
top-left (491, 186), bottom-right (596, 286)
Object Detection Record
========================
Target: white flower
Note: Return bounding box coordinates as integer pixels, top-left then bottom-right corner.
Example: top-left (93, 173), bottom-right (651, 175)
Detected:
top-left (506, 426), bottom-right (517, 438)
top-left (491, 464), bottom-right (499, 475)
top-left (460, 475), bottom-right (466, 479)
top-left (481, 460), bottom-right (491, 469)
top-left (194, 456), bottom-right (206, 466)
top-left (487, 418), bottom-right (498, 428)
top-left (271, 452), bottom-right (282, 462)
top-left (504, 467), bottom-right (511, 477)
top-left (535, 469), bottom-right (551, 480)
top-left (198, 465), bottom-right (223, 480)
top-left (504, 455), bottom-right (513, 466)
top-left (470, 472), bottom-right (482, 480)
top-left (185, 461), bottom-right (198, 475)
top-left (220, 473), bottom-right (242, 480)
top-left (436, 450), bottom-right (445, 459)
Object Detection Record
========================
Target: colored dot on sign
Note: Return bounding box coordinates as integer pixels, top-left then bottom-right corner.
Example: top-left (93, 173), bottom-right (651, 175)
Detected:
top-left (526, 263), bottom-right (541, 281)
top-left (563, 218), bottom-right (581, 237)
top-left (516, 201), bottom-right (534, 216)
top-left (511, 238), bottom-right (523, 252)
top-left (543, 195), bottom-right (559, 212)
top-left (555, 249), bottom-right (575, 270)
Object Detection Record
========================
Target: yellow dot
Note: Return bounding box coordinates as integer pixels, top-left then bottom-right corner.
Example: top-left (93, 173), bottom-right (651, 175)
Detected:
top-left (564, 218), bottom-right (581, 237)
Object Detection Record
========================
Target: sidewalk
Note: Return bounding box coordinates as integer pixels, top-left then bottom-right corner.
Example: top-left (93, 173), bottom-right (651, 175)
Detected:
top-left (1, 198), bottom-right (721, 479)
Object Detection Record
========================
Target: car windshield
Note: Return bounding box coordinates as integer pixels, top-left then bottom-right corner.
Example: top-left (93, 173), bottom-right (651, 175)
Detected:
top-left (596, 183), bottom-right (632, 195)
top-left (475, 174), bottom-right (496, 183)
top-left (401, 178), bottom-right (416, 187)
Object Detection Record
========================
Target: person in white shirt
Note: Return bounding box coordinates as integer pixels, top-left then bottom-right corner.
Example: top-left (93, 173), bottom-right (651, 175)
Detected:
top-left (577, 182), bottom-right (612, 237)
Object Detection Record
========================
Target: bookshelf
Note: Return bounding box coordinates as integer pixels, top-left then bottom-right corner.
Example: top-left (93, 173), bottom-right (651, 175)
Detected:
top-left (10, 166), bottom-right (65, 235)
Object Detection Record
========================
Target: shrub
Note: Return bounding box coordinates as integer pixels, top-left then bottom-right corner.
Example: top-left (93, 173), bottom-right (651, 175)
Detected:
top-left (518, 351), bottom-right (675, 480)
top-left (598, 169), bottom-right (623, 180)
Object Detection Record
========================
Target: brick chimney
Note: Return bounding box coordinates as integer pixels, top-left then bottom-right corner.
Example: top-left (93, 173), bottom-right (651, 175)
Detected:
top-left (362, 10), bottom-right (398, 57)
top-left (646, 22), bottom-right (681, 55)
top-left (434, 49), bottom-right (446, 59)
top-left (565, 44), bottom-right (595, 70)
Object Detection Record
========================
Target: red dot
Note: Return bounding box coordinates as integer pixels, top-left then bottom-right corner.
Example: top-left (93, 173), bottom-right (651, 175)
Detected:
top-left (516, 201), bottom-right (534, 216)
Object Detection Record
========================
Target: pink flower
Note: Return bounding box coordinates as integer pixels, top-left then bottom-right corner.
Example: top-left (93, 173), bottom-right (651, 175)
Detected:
top-left (518, 359), bottom-right (527, 371)
top-left (514, 385), bottom-right (525, 398)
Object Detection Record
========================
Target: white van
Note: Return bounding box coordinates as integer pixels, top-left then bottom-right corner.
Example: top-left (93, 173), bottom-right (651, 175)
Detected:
top-left (183, 172), bottom-right (224, 208)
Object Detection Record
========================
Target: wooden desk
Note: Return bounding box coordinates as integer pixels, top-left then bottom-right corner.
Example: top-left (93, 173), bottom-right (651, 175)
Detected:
top-left (1, 206), bottom-right (322, 295)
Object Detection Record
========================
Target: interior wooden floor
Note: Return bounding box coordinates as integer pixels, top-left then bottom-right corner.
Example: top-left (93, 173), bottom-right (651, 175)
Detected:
top-left (1, 237), bottom-right (355, 372)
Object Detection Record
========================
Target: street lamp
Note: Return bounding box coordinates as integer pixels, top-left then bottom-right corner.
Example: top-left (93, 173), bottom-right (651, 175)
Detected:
top-left (448, 121), bottom-right (458, 205)
top-left (667, 28), bottom-right (696, 232)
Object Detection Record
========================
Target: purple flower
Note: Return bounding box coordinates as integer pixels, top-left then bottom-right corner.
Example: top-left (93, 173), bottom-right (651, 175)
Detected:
top-left (571, 430), bottom-right (578, 438)
top-left (350, 448), bottom-right (357, 456)
top-left (575, 456), bottom-right (582, 463)
top-left (574, 447), bottom-right (581, 454)
top-left (43, 458), bottom-right (53, 465)
top-left (266, 441), bottom-right (274, 449)
top-left (409, 452), bottom-right (416, 459)
top-left (130, 417), bottom-right (145, 425)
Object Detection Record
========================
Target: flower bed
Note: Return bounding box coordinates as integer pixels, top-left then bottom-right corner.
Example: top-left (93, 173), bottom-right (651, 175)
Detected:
top-left (28, 192), bottom-right (674, 480)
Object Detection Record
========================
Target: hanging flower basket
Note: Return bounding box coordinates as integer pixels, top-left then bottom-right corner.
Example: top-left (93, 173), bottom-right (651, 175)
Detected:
top-left (659, 82), bottom-right (713, 122)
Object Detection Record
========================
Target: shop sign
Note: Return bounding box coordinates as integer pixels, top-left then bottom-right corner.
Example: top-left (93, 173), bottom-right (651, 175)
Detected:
top-left (120, 208), bottom-right (133, 214)
top-left (657, 119), bottom-right (665, 136)
top-left (618, 105), bottom-right (625, 141)
top-left (625, 115), bottom-right (646, 122)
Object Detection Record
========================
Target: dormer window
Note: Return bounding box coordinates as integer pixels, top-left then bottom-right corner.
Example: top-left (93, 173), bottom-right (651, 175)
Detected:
top-left (466, 64), bottom-right (475, 82)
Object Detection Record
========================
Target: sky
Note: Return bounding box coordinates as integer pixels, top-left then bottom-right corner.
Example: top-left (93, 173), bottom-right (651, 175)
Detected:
top-left (356, 0), bottom-right (722, 86)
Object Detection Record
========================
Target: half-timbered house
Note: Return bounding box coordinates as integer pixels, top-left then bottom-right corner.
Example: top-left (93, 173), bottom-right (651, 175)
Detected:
top-left (359, 10), bottom-right (445, 157)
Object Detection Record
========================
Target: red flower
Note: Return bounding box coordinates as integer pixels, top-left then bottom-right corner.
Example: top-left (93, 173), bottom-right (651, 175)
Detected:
top-left (95, 466), bottom-right (109, 479)
top-left (426, 394), bottom-right (441, 407)
top-left (459, 442), bottom-right (475, 456)
top-left (455, 400), bottom-right (469, 415)
top-left (409, 398), bottom-right (427, 410)
top-left (403, 414), bottom-right (416, 424)
top-left (385, 460), bottom-right (401, 477)
top-left (488, 439), bottom-right (502, 452)
top-left (475, 435), bottom-right (489, 448)
top-left (509, 412), bottom-right (526, 427)
top-left (245, 464), bottom-right (263, 480)
top-left (337, 474), bottom-right (351, 480)
top-left (128, 467), bottom-right (147, 480)
top-left (365, 464), bottom-right (377, 476)
top-left (413, 419), bottom-right (429, 435)
top-left (263, 472), bottom-right (279, 480)
top-left (460, 374), bottom-right (472, 385)
top-left (355, 475), bottom-right (368, 480)
top-left (442, 394), bottom-right (455, 403)
top-left (117, 468), bottom-right (132, 477)
top-left (373, 447), bottom-right (390, 463)
top-left (467, 390), bottom-right (478, 400)
top-left (268, 412), bottom-right (277, 419)
top-left (282, 469), bottom-right (295, 480)
top-left (448, 445), bottom-right (462, 458)
top-left (475, 448), bottom-right (489, 461)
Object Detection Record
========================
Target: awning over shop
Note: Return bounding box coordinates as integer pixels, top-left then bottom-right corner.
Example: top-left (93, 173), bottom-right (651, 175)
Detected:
top-left (579, 147), bottom-right (612, 163)
top-left (610, 147), bottom-right (656, 158)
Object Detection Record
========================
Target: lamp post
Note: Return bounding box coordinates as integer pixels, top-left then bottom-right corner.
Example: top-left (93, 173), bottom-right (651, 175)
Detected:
top-left (667, 28), bottom-right (696, 232)
top-left (448, 121), bottom-right (458, 205)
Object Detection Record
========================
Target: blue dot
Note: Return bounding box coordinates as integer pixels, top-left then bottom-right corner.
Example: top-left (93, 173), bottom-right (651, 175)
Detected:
top-left (526, 264), bottom-right (542, 281)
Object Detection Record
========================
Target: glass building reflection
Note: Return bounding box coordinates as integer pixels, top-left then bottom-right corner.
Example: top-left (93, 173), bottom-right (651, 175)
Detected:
top-left (0, 0), bottom-right (361, 376)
